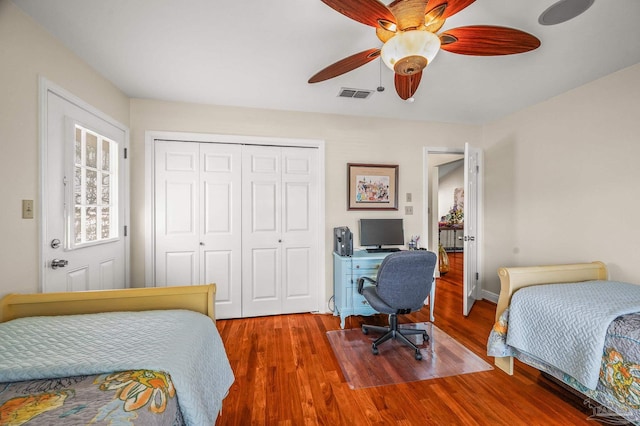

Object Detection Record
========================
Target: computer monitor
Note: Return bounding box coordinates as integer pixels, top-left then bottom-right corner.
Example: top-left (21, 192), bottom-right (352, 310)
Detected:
top-left (359, 219), bottom-right (404, 252)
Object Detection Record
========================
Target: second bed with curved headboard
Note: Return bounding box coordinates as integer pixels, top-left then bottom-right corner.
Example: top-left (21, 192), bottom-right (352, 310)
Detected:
top-left (488, 261), bottom-right (640, 425)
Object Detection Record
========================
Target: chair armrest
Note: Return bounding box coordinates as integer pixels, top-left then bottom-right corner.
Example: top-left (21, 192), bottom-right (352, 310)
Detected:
top-left (357, 276), bottom-right (377, 294)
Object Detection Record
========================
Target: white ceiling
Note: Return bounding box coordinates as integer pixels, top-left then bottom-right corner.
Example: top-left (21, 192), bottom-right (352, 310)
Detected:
top-left (12, 0), bottom-right (640, 124)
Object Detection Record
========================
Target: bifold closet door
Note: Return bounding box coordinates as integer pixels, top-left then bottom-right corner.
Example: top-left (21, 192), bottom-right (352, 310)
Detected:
top-left (155, 141), bottom-right (200, 286)
top-left (241, 145), bottom-right (319, 317)
top-left (154, 141), bottom-right (242, 319)
top-left (199, 143), bottom-right (242, 318)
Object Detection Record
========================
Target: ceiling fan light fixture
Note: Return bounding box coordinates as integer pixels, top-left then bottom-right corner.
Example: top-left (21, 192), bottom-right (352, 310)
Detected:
top-left (381, 30), bottom-right (440, 75)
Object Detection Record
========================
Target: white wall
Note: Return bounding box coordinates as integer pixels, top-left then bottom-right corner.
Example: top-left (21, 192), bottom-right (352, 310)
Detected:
top-left (481, 63), bottom-right (640, 294)
top-left (0, 2), bottom-right (129, 297)
top-left (129, 100), bottom-right (478, 304)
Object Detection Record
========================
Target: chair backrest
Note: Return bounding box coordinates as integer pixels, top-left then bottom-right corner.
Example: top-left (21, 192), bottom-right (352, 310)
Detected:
top-left (375, 251), bottom-right (437, 310)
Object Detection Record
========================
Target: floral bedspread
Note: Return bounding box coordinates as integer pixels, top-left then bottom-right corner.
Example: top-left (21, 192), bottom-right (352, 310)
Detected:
top-left (0, 370), bottom-right (183, 425)
top-left (489, 308), bottom-right (640, 425)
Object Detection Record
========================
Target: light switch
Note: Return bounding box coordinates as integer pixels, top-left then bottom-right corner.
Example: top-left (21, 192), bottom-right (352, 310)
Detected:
top-left (22, 200), bottom-right (34, 219)
top-left (406, 193), bottom-right (412, 202)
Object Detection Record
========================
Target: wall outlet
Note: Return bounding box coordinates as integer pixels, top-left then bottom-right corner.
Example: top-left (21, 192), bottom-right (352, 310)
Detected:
top-left (405, 206), bottom-right (413, 215)
top-left (22, 199), bottom-right (34, 219)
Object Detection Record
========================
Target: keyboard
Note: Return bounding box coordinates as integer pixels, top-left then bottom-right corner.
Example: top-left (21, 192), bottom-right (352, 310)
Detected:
top-left (366, 248), bottom-right (401, 253)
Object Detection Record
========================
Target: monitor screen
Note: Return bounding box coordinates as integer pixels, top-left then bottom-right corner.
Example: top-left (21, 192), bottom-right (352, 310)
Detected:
top-left (359, 219), bottom-right (404, 248)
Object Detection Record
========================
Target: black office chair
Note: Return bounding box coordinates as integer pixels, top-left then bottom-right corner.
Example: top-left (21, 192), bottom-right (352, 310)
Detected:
top-left (357, 250), bottom-right (437, 360)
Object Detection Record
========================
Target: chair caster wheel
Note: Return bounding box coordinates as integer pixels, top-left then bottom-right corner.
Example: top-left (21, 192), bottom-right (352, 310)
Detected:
top-left (415, 351), bottom-right (422, 360)
top-left (362, 327), bottom-right (368, 335)
top-left (372, 345), bottom-right (379, 355)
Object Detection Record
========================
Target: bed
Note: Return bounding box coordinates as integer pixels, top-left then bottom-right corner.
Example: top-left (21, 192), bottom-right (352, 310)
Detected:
top-left (488, 261), bottom-right (640, 425)
top-left (0, 284), bottom-right (235, 425)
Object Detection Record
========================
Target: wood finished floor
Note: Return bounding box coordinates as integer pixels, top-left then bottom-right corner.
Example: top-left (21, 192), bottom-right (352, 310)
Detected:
top-left (215, 253), bottom-right (600, 425)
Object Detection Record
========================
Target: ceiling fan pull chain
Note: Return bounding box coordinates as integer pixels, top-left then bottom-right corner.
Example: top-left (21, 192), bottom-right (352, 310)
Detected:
top-left (377, 58), bottom-right (385, 92)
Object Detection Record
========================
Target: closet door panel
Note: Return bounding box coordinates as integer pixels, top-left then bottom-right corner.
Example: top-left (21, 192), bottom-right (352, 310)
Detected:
top-left (250, 248), bottom-right (279, 300)
top-left (165, 251), bottom-right (197, 285)
top-left (201, 144), bottom-right (242, 319)
top-left (155, 141), bottom-right (200, 286)
top-left (251, 182), bottom-right (277, 232)
top-left (281, 148), bottom-right (319, 314)
top-left (203, 249), bottom-right (232, 303)
top-left (284, 247), bottom-right (311, 297)
top-left (284, 183), bottom-right (310, 231)
top-left (242, 146), bottom-right (282, 317)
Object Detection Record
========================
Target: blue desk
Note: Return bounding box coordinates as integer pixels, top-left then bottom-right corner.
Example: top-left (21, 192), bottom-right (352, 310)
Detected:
top-left (332, 250), bottom-right (435, 329)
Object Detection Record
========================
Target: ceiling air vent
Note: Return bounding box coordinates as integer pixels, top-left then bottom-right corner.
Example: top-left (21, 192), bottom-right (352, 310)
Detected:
top-left (338, 87), bottom-right (373, 99)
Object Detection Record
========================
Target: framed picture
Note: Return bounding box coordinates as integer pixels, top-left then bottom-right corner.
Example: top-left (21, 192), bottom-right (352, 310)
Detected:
top-left (347, 163), bottom-right (399, 210)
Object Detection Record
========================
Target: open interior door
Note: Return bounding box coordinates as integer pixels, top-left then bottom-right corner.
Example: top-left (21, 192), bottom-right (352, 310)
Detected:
top-left (463, 143), bottom-right (480, 316)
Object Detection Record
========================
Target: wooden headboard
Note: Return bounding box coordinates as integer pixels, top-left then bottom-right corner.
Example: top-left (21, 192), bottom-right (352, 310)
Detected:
top-left (0, 284), bottom-right (216, 323)
top-left (494, 261), bottom-right (608, 375)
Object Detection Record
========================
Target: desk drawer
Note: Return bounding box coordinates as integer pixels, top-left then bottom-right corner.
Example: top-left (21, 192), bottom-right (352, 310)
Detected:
top-left (349, 290), bottom-right (376, 314)
top-left (352, 259), bottom-right (383, 269)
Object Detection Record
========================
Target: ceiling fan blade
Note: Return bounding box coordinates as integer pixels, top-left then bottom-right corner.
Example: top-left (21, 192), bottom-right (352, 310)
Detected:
top-left (308, 49), bottom-right (381, 83)
top-left (394, 71), bottom-right (423, 100)
top-left (425, 0), bottom-right (476, 19)
top-left (440, 26), bottom-right (541, 56)
top-left (321, 0), bottom-right (396, 28)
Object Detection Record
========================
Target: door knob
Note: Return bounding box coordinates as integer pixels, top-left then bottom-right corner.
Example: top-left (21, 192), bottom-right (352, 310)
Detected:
top-left (51, 259), bottom-right (69, 269)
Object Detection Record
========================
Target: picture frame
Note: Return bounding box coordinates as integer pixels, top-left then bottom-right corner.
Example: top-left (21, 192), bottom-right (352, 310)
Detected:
top-left (347, 163), bottom-right (399, 210)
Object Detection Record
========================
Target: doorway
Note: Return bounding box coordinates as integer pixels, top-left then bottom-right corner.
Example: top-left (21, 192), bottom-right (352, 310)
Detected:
top-left (423, 146), bottom-right (482, 315)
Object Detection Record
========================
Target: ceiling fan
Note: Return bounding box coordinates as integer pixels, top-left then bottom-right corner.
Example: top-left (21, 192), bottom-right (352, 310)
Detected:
top-left (308, 0), bottom-right (541, 100)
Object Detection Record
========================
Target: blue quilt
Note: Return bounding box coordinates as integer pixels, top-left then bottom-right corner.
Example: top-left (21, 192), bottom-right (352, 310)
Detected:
top-left (505, 281), bottom-right (640, 390)
top-left (0, 310), bottom-right (235, 426)
top-left (489, 308), bottom-right (640, 425)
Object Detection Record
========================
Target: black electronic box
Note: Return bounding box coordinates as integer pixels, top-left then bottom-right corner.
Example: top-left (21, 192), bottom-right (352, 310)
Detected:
top-left (333, 226), bottom-right (353, 256)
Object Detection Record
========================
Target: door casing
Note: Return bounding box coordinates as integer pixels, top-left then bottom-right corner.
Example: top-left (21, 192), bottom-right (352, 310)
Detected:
top-left (144, 131), bottom-right (326, 314)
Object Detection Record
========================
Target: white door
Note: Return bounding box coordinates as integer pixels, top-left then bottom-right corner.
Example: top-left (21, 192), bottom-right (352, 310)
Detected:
top-left (463, 143), bottom-right (480, 316)
top-left (154, 141), bottom-right (242, 318)
top-left (200, 143), bottom-right (242, 318)
top-left (281, 148), bottom-right (320, 314)
top-left (42, 86), bottom-right (128, 292)
top-left (242, 146), bottom-right (319, 317)
top-left (155, 141), bottom-right (200, 286)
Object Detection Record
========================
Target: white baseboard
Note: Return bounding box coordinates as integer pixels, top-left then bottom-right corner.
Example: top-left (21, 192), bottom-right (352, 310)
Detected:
top-left (481, 290), bottom-right (499, 304)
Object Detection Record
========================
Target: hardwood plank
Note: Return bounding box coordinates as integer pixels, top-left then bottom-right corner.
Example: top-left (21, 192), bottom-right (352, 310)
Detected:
top-left (215, 262), bottom-right (598, 425)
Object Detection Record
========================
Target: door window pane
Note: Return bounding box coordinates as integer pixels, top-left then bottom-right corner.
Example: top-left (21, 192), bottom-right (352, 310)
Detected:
top-left (70, 124), bottom-right (119, 248)
top-left (102, 140), bottom-right (110, 171)
top-left (86, 170), bottom-right (97, 204)
top-left (86, 132), bottom-right (98, 169)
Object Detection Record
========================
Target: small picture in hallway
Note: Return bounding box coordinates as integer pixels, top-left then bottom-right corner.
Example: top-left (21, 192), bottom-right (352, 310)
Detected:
top-left (347, 163), bottom-right (398, 210)
top-left (454, 187), bottom-right (464, 210)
